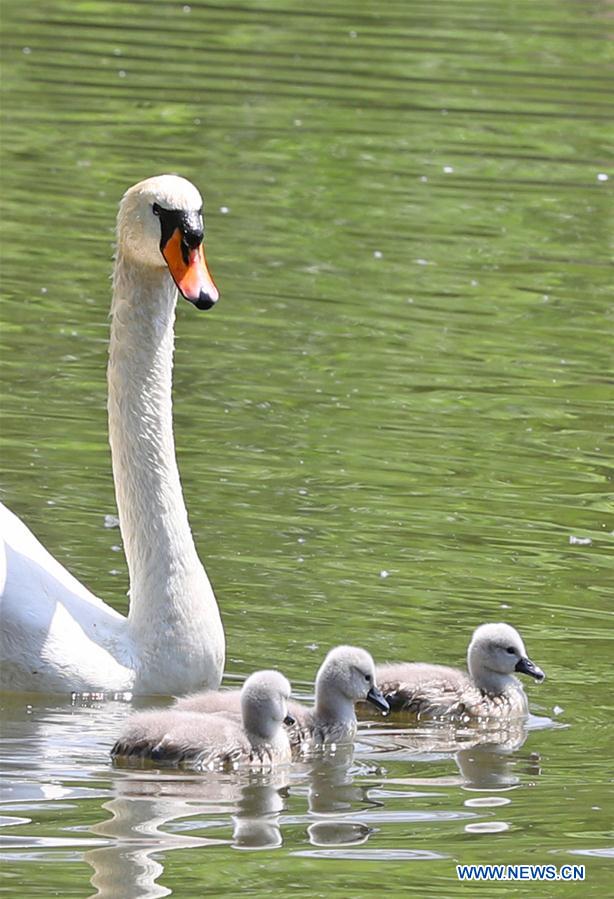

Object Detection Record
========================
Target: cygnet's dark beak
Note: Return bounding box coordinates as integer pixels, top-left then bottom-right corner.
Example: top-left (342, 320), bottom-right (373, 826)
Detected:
top-left (283, 713), bottom-right (296, 727)
top-left (366, 685), bottom-right (390, 714)
top-left (515, 656), bottom-right (545, 682)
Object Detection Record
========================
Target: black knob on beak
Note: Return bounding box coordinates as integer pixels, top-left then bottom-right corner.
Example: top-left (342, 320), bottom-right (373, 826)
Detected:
top-left (180, 210), bottom-right (204, 249)
top-left (182, 227), bottom-right (203, 249)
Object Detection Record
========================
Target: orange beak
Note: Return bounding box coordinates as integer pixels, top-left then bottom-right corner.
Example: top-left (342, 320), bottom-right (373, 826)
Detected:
top-left (161, 228), bottom-right (219, 310)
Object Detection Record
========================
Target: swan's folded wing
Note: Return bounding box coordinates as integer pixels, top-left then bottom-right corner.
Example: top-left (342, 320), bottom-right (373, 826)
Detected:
top-left (0, 503), bottom-right (133, 692)
top-left (0, 503), bottom-right (118, 614)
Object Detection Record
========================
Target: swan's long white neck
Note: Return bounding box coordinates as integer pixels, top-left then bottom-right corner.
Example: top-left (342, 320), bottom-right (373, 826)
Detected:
top-left (108, 252), bottom-right (223, 691)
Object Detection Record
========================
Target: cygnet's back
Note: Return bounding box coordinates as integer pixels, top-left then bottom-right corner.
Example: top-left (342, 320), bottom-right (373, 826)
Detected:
top-left (174, 685), bottom-right (242, 715)
top-left (111, 670), bottom-right (293, 769)
top-left (376, 623), bottom-right (545, 720)
top-left (289, 645), bottom-right (389, 749)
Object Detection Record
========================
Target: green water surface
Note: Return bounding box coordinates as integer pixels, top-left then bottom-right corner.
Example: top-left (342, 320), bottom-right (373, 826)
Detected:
top-left (0, 0), bottom-right (612, 896)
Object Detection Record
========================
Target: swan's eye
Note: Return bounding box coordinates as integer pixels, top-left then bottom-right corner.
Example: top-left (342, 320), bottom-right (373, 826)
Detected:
top-left (506, 646), bottom-right (516, 654)
top-left (152, 203), bottom-right (161, 217)
top-left (365, 673), bottom-right (372, 683)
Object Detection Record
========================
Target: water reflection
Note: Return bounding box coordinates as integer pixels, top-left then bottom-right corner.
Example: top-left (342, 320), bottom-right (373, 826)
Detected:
top-left (232, 775), bottom-right (288, 850)
top-left (359, 715), bottom-right (550, 791)
top-left (83, 721), bottom-right (544, 896)
top-left (300, 746), bottom-right (382, 850)
top-left (459, 742), bottom-right (542, 791)
top-left (307, 818), bottom-right (371, 848)
top-left (0, 693), bottom-right (559, 896)
top-left (302, 746), bottom-right (361, 815)
top-left (86, 769), bottom-right (289, 898)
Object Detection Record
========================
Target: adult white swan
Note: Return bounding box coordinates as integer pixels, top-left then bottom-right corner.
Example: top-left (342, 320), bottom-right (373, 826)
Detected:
top-left (0, 175), bottom-right (225, 695)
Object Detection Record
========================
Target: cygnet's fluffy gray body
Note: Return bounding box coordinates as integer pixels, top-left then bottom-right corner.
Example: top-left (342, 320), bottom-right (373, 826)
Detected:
top-left (177, 689), bottom-right (242, 715)
top-left (377, 623), bottom-right (545, 720)
top-left (175, 646), bottom-right (389, 751)
top-left (111, 670), bottom-right (292, 769)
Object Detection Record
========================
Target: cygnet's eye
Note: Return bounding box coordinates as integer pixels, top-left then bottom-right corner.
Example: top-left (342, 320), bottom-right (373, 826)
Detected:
top-left (152, 203), bottom-right (161, 216)
top-left (505, 646), bottom-right (516, 655)
top-left (365, 673), bottom-right (372, 682)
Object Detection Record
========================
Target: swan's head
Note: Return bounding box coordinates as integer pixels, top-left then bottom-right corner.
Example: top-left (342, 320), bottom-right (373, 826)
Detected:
top-left (467, 623), bottom-right (545, 687)
top-left (240, 670), bottom-right (294, 742)
top-left (316, 646), bottom-right (389, 713)
top-left (117, 174), bottom-right (219, 310)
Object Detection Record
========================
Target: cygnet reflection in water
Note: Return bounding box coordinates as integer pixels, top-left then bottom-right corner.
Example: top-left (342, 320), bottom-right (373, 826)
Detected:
top-left (355, 709), bottom-right (554, 791)
top-left (86, 769), bottom-right (290, 898)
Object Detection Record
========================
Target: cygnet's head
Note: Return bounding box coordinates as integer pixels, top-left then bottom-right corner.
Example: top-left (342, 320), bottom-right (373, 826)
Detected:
top-left (467, 623), bottom-right (545, 688)
top-left (316, 646), bottom-right (389, 713)
top-left (240, 670), bottom-right (294, 742)
top-left (117, 174), bottom-right (219, 309)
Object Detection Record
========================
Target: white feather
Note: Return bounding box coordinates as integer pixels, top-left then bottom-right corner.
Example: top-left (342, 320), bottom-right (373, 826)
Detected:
top-left (0, 175), bottom-right (225, 694)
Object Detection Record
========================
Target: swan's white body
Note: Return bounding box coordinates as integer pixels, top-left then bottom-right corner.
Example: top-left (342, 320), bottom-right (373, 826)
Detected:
top-left (0, 175), bottom-right (225, 695)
